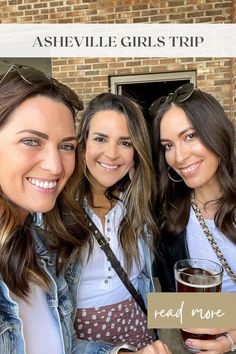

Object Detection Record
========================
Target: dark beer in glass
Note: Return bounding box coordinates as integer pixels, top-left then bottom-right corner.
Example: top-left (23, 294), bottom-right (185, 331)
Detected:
top-left (174, 259), bottom-right (223, 353)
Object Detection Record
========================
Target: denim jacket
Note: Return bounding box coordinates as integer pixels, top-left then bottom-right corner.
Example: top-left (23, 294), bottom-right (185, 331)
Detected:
top-left (66, 235), bottom-right (155, 354)
top-left (0, 229), bottom-right (115, 354)
top-left (31, 214), bottom-right (155, 354)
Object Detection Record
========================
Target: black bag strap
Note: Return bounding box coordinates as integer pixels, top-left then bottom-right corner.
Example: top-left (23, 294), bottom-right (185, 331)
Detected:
top-left (84, 213), bottom-right (147, 316)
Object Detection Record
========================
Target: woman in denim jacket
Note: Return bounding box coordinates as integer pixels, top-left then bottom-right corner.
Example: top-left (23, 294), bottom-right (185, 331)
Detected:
top-left (0, 64), bottom-right (87, 354)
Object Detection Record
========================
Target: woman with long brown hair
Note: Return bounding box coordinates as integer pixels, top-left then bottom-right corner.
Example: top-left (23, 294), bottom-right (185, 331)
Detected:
top-left (152, 83), bottom-right (236, 354)
top-left (73, 92), bottom-right (171, 354)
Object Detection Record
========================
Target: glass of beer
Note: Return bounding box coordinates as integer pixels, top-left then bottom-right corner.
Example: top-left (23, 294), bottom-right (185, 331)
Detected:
top-left (174, 258), bottom-right (223, 353)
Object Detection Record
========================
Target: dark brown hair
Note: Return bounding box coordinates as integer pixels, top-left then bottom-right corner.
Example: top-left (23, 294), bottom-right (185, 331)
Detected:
top-left (152, 88), bottom-right (236, 242)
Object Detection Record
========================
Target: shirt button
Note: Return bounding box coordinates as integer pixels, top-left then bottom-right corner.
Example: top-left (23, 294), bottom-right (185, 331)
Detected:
top-left (107, 237), bottom-right (110, 242)
top-left (107, 228), bottom-right (111, 232)
top-left (107, 219), bottom-right (110, 223)
top-left (108, 267), bottom-right (112, 271)
top-left (104, 279), bottom-right (109, 284)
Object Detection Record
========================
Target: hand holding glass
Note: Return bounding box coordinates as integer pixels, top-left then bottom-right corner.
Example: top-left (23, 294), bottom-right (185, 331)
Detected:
top-left (174, 258), bottom-right (223, 353)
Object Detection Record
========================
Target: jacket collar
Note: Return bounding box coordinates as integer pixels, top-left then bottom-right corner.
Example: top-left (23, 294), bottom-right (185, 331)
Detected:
top-left (31, 224), bottom-right (55, 263)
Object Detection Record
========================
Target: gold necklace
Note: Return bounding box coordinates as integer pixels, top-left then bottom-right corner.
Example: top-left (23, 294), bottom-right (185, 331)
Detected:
top-left (194, 192), bottom-right (221, 206)
top-left (193, 193), bottom-right (221, 218)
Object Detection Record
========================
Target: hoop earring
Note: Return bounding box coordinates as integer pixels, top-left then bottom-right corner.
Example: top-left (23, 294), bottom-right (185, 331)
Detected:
top-left (168, 166), bottom-right (183, 183)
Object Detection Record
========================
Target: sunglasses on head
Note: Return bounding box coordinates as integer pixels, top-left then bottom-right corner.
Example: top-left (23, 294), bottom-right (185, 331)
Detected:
top-left (149, 83), bottom-right (195, 117)
top-left (0, 64), bottom-right (84, 113)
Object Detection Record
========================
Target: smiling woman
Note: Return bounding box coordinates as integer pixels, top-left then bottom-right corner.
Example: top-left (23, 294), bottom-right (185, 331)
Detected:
top-left (151, 85), bottom-right (236, 354)
top-left (0, 95), bottom-right (77, 219)
top-left (0, 64), bottom-right (89, 354)
top-left (72, 92), bottom-right (172, 354)
top-left (84, 109), bottom-right (134, 198)
top-left (159, 105), bottom-right (220, 194)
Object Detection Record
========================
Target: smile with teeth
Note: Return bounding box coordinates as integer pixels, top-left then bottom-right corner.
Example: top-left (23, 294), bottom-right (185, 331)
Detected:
top-left (99, 162), bottom-right (119, 170)
top-left (180, 162), bottom-right (201, 175)
top-left (28, 178), bottom-right (57, 189)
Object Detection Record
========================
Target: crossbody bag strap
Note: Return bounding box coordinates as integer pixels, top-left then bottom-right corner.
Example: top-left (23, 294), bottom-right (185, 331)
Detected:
top-left (191, 194), bottom-right (236, 285)
top-left (84, 213), bottom-right (148, 316)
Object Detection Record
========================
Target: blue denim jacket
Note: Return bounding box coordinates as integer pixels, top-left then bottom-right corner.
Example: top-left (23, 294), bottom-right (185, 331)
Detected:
top-left (28, 215), bottom-right (155, 354)
top-left (65, 235), bottom-right (155, 354)
top-left (0, 229), bottom-right (116, 354)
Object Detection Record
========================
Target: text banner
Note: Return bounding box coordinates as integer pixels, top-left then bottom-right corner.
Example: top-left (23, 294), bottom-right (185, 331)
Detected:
top-left (148, 293), bottom-right (236, 328)
top-left (0, 24), bottom-right (236, 57)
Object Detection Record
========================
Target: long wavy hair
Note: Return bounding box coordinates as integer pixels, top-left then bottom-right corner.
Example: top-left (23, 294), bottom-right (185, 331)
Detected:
top-left (152, 88), bottom-right (236, 242)
top-left (0, 70), bottom-right (87, 298)
top-left (76, 92), bottom-right (158, 273)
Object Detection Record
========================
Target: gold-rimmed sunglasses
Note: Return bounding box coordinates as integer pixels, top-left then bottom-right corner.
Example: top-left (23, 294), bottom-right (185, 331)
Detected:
top-left (0, 64), bottom-right (84, 112)
top-left (149, 83), bottom-right (195, 117)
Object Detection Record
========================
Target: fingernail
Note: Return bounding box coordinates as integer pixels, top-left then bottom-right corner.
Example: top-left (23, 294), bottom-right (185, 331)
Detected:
top-left (186, 339), bottom-right (193, 346)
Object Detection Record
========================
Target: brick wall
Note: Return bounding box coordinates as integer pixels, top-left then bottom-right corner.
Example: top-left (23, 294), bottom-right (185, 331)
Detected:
top-left (0, 0), bottom-right (235, 132)
top-left (0, 1), bottom-right (233, 24)
top-left (232, 1), bottom-right (236, 129)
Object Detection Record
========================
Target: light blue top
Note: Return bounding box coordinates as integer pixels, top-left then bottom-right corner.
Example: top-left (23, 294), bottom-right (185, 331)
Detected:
top-left (187, 207), bottom-right (236, 292)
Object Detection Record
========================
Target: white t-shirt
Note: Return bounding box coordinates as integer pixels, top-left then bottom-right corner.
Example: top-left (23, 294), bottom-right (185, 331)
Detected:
top-left (77, 199), bottom-right (145, 308)
top-left (186, 207), bottom-right (236, 292)
top-left (10, 283), bottom-right (63, 354)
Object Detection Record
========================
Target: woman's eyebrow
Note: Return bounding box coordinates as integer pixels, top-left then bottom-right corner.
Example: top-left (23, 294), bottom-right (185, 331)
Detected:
top-left (160, 127), bottom-right (194, 142)
top-left (92, 132), bottom-right (108, 137)
top-left (17, 129), bottom-right (77, 142)
top-left (17, 129), bottom-right (49, 139)
top-left (92, 132), bottom-right (131, 140)
top-left (61, 136), bottom-right (77, 142)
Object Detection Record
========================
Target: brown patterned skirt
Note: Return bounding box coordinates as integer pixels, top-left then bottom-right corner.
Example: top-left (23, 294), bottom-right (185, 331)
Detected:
top-left (74, 297), bottom-right (156, 349)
